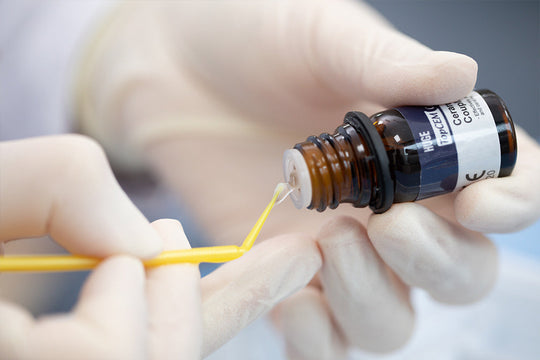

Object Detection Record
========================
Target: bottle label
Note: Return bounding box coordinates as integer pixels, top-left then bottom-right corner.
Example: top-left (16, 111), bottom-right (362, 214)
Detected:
top-left (396, 91), bottom-right (501, 200)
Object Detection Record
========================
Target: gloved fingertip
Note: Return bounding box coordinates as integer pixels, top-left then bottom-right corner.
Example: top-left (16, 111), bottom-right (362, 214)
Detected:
top-left (419, 51), bottom-right (478, 103)
top-left (266, 233), bottom-right (323, 283)
top-left (317, 215), bottom-right (367, 248)
top-left (150, 218), bottom-right (191, 250)
top-left (383, 51), bottom-right (477, 107)
top-left (129, 228), bottom-right (164, 260)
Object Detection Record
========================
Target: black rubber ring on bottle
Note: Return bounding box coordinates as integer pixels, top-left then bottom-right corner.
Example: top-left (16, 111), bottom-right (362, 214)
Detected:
top-left (344, 112), bottom-right (394, 213)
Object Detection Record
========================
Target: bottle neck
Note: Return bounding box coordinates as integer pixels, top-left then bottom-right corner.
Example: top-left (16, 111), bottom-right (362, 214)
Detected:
top-left (291, 112), bottom-right (394, 212)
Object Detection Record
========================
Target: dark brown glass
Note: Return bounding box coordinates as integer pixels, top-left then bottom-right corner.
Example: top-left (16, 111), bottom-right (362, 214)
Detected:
top-left (294, 124), bottom-right (379, 211)
top-left (292, 89), bottom-right (517, 213)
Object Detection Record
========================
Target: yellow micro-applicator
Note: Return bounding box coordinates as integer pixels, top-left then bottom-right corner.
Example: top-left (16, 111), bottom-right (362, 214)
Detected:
top-left (0, 183), bottom-right (289, 272)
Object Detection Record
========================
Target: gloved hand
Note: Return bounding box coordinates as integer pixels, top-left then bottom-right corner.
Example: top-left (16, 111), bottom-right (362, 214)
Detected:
top-left (0, 136), bottom-right (321, 359)
top-left (76, 0), bottom-right (477, 243)
top-left (272, 128), bottom-right (540, 358)
top-left (74, 0), bottom-right (540, 357)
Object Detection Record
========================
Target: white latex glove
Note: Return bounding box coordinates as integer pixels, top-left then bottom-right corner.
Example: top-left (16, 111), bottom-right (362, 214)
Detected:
top-left (76, 0), bottom-right (477, 245)
top-left (0, 136), bottom-right (321, 359)
top-left (74, 0), bottom-right (540, 357)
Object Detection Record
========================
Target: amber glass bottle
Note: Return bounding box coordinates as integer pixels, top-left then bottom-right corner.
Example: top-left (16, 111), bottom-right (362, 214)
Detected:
top-left (283, 90), bottom-right (517, 213)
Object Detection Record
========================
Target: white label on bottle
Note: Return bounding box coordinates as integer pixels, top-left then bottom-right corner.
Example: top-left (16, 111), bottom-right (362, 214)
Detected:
top-left (397, 91), bottom-right (502, 200)
top-left (440, 91), bottom-right (501, 189)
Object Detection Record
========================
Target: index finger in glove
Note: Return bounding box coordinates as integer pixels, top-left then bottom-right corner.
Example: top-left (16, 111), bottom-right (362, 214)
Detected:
top-left (0, 136), bottom-right (162, 258)
top-left (455, 127), bottom-right (540, 233)
top-left (200, 233), bottom-right (321, 358)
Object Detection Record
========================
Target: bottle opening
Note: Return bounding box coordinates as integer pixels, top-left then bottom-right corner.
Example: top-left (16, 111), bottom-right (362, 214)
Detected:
top-left (282, 149), bottom-right (311, 209)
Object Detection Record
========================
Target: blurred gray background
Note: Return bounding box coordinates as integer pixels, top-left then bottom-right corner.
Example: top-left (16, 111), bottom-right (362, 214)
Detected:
top-left (366, 0), bottom-right (540, 138)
